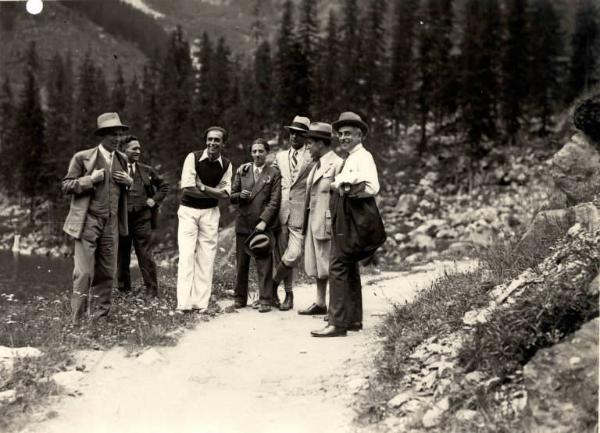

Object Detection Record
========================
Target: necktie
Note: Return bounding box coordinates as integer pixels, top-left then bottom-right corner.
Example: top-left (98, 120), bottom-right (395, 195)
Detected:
top-left (254, 166), bottom-right (260, 180)
top-left (291, 150), bottom-right (299, 172)
top-left (128, 163), bottom-right (134, 176)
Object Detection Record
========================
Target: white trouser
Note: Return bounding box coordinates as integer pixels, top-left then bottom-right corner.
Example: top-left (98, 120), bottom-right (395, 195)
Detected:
top-left (176, 205), bottom-right (220, 310)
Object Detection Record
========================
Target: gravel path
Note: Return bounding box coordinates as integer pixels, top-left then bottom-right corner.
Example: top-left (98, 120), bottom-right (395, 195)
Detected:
top-left (22, 260), bottom-right (474, 433)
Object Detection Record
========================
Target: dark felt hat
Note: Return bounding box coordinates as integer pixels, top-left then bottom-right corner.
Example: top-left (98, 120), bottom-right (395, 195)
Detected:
top-left (244, 230), bottom-right (274, 258)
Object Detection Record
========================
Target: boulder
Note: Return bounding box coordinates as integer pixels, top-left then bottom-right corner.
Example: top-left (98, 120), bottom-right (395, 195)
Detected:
top-left (522, 318), bottom-right (598, 433)
top-left (395, 194), bottom-right (419, 216)
top-left (0, 346), bottom-right (42, 359)
top-left (0, 389), bottom-right (16, 404)
top-left (52, 371), bottom-right (85, 393)
top-left (550, 133), bottom-right (600, 206)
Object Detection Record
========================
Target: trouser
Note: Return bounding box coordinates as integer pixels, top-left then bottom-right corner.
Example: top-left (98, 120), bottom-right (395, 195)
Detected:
top-left (273, 224), bottom-right (303, 291)
top-left (117, 207), bottom-right (158, 296)
top-left (234, 233), bottom-right (274, 305)
top-left (71, 213), bottom-right (118, 321)
top-left (176, 205), bottom-right (220, 310)
top-left (327, 238), bottom-right (363, 328)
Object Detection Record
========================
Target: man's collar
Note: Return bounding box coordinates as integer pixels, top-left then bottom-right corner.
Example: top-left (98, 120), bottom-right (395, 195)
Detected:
top-left (98, 144), bottom-right (114, 156)
top-left (290, 145), bottom-right (305, 154)
top-left (199, 149), bottom-right (223, 167)
top-left (253, 162), bottom-right (265, 170)
top-left (348, 143), bottom-right (364, 154)
top-left (320, 150), bottom-right (334, 161)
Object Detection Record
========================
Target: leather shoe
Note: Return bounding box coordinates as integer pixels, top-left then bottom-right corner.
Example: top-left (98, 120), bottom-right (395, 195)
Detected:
top-left (272, 291), bottom-right (281, 308)
top-left (298, 303), bottom-right (327, 315)
top-left (233, 300), bottom-right (246, 309)
top-left (258, 304), bottom-right (271, 313)
top-left (252, 300), bottom-right (260, 309)
top-left (310, 325), bottom-right (347, 337)
top-left (348, 322), bottom-right (363, 331)
top-left (279, 292), bottom-right (294, 311)
top-left (324, 315), bottom-right (329, 322)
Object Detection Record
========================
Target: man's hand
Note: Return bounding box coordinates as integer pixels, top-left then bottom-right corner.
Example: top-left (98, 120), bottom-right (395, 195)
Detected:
top-left (255, 220), bottom-right (267, 232)
top-left (91, 168), bottom-right (105, 184)
top-left (146, 198), bottom-right (156, 208)
top-left (113, 170), bottom-right (133, 187)
top-left (240, 190), bottom-right (251, 200)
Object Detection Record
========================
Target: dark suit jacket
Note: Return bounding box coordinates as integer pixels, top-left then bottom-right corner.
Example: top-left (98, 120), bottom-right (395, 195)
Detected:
top-left (135, 162), bottom-right (169, 229)
top-left (230, 163), bottom-right (281, 235)
top-left (62, 146), bottom-right (129, 239)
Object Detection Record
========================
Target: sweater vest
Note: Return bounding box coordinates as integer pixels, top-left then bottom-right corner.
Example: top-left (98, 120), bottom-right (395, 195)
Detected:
top-left (180, 156), bottom-right (230, 209)
top-left (88, 152), bottom-right (121, 219)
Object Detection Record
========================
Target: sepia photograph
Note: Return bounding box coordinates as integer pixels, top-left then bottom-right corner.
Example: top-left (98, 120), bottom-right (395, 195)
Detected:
top-left (0, 0), bottom-right (598, 432)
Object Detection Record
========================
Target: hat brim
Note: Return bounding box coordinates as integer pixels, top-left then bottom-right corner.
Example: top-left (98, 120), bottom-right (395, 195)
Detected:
top-left (94, 125), bottom-right (129, 136)
top-left (332, 119), bottom-right (369, 136)
top-left (306, 131), bottom-right (332, 141)
top-left (284, 125), bottom-right (309, 134)
top-left (244, 231), bottom-right (274, 258)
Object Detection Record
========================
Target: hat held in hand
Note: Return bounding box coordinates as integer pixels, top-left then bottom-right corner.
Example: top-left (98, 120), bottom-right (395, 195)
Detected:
top-left (244, 230), bottom-right (274, 258)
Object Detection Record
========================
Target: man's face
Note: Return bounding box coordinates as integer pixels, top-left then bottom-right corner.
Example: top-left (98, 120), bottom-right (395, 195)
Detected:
top-left (206, 130), bottom-right (224, 161)
top-left (308, 138), bottom-right (325, 161)
top-left (289, 130), bottom-right (306, 150)
top-left (337, 126), bottom-right (362, 152)
top-left (125, 140), bottom-right (141, 162)
top-left (251, 142), bottom-right (268, 167)
top-left (102, 128), bottom-right (124, 152)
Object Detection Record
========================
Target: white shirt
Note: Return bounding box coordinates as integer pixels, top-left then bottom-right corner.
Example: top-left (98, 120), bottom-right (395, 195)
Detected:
top-left (98, 144), bottom-right (114, 167)
top-left (180, 149), bottom-right (232, 195)
top-left (127, 162), bottom-right (136, 176)
top-left (289, 146), bottom-right (307, 169)
top-left (332, 143), bottom-right (380, 196)
top-left (253, 163), bottom-right (265, 179)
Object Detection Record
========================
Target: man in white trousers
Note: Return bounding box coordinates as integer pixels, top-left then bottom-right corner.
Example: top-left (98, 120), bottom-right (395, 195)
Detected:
top-left (176, 126), bottom-right (232, 312)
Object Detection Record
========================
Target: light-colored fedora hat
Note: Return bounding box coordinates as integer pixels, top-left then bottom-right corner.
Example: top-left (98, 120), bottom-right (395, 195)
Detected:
top-left (306, 122), bottom-right (333, 142)
top-left (284, 116), bottom-right (311, 134)
top-left (332, 111), bottom-right (369, 136)
top-left (94, 112), bottom-right (129, 136)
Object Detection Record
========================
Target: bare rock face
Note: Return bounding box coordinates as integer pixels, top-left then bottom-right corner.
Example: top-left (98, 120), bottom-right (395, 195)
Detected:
top-left (550, 133), bottom-right (600, 206)
top-left (522, 318), bottom-right (599, 433)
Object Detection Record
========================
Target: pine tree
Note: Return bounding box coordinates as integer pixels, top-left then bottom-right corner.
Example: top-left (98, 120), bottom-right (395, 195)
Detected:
top-left (297, 0), bottom-right (319, 113)
top-left (568, 0), bottom-right (600, 101)
top-left (111, 63), bottom-right (127, 113)
top-left (45, 52), bottom-right (74, 176)
top-left (124, 73), bottom-right (144, 148)
top-left (254, 40), bottom-right (275, 132)
top-left (460, 0), bottom-right (501, 162)
top-left (528, 0), bottom-right (566, 135)
top-left (416, 1), bottom-right (436, 154)
top-left (339, 0), bottom-right (361, 107)
top-left (74, 50), bottom-right (100, 148)
top-left (196, 32), bottom-right (215, 127)
top-left (0, 75), bottom-right (14, 187)
top-left (388, 0), bottom-right (419, 134)
top-left (211, 37), bottom-right (232, 125)
top-left (13, 42), bottom-right (48, 212)
top-left (141, 62), bottom-right (161, 159)
top-left (502, 0), bottom-right (530, 144)
top-left (275, 0), bottom-right (299, 125)
top-left (362, 0), bottom-right (388, 125)
top-left (314, 10), bottom-right (342, 121)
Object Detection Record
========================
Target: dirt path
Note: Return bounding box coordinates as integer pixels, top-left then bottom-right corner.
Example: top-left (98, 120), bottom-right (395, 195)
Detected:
top-left (22, 260), bottom-right (474, 433)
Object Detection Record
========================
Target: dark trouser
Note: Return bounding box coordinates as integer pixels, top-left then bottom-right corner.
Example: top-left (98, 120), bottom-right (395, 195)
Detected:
top-left (71, 213), bottom-right (118, 321)
top-left (117, 208), bottom-right (158, 296)
top-left (235, 233), bottom-right (273, 305)
top-left (328, 238), bottom-right (362, 329)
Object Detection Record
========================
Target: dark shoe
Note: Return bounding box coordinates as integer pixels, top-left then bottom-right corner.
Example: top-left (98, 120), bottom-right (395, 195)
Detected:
top-left (272, 290), bottom-right (281, 308)
top-left (310, 325), bottom-right (347, 337)
top-left (324, 315), bottom-right (329, 322)
top-left (233, 300), bottom-right (246, 309)
top-left (258, 304), bottom-right (271, 313)
top-left (279, 292), bottom-right (294, 311)
top-left (298, 303), bottom-right (327, 315)
top-left (252, 300), bottom-right (260, 309)
top-left (348, 322), bottom-right (363, 331)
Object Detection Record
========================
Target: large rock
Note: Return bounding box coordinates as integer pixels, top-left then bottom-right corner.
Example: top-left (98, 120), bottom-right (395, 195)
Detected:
top-left (522, 318), bottom-right (599, 433)
top-left (550, 133), bottom-right (600, 206)
top-left (395, 194), bottom-right (419, 216)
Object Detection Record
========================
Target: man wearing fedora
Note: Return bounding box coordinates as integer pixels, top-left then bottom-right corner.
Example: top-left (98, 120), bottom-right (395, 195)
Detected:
top-left (311, 112), bottom-right (380, 337)
top-left (271, 115), bottom-right (315, 311)
top-left (116, 135), bottom-right (169, 299)
top-left (176, 126), bottom-right (233, 312)
top-left (231, 138), bottom-right (281, 312)
top-left (299, 122), bottom-right (343, 316)
top-left (62, 112), bottom-right (133, 321)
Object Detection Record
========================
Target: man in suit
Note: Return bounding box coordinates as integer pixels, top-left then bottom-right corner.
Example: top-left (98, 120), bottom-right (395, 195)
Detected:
top-left (272, 115), bottom-right (315, 311)
top-left (299, 123), bottom-right (343, 316)
top-left (117, 135), bottom-right (169, 299)
top-left (176, 126), bottom-right (233, 312)
top-left (311, 112), bottom-right (380, 337)
top-left (231, 139), bottom-right (282, 312)
top-left (62, 112), bottom-right (133, 322)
